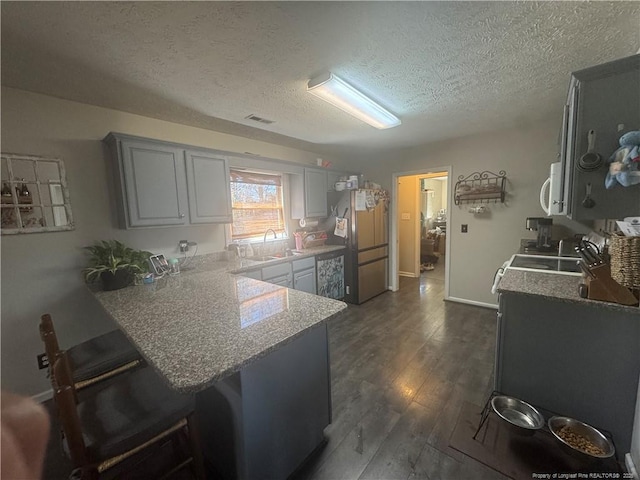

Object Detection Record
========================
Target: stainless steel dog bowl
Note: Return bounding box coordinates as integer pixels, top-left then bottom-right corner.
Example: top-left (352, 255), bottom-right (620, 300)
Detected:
top-left (548, 416), bottom-right (615, 459)
top-left (491, 395), bottom-right (545, 435)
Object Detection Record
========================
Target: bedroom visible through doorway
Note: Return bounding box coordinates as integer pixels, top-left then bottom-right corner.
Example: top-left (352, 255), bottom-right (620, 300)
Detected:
top-left (395, 170), bottom-right (449, 296)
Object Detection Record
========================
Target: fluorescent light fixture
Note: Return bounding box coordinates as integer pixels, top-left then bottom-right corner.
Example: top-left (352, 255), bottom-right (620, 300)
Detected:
top-left (307, 73), bottom-right (401, 129)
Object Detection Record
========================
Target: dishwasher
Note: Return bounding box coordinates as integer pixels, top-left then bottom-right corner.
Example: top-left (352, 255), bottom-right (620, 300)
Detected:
top-left (316, 250), bottom-right (345, 300)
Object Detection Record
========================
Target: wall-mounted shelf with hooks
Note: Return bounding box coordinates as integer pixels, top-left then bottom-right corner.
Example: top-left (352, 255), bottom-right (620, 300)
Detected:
top-left (454, 170), bottom-right (507, 205)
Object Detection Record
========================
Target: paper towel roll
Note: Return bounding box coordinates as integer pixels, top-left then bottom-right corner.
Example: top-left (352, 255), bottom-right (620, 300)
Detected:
top-left (299, 218), bottom-right (319, 228)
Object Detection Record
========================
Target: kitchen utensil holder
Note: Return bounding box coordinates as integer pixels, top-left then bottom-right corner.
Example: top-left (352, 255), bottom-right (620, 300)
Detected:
top-left (585, 263), bottom-right (638, 306)
top-left (608, 233), bottom-right (640, 289)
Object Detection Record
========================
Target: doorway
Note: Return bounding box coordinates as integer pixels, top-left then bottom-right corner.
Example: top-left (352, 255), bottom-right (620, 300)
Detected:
top-left (390, 167), bottom-right (451, 299)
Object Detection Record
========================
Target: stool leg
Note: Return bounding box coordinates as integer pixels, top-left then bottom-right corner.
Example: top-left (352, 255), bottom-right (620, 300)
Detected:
top-left (186, 413), bottom-right (206, 480)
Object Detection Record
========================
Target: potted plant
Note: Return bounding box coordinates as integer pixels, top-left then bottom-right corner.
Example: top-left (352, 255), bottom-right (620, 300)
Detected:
top-left (84, 240), bottom-right (153, 291)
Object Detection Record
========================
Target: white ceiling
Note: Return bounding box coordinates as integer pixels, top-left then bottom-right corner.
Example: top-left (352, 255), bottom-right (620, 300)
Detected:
top-left (2, 1), bottom-right (639, 158)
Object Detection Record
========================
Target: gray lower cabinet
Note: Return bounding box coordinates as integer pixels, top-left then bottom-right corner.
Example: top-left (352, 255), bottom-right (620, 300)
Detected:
top-left (196, 323), bottom-right (330, 479)
top-left (242, 268), bottom-right (262, 281)
top-left (292, 257), bottom-right (317, 294)
top-left (266, 274), bottom-right (291, 288)
top-left (261, 262), bottom-right (293, 289)
top-left (293, 269), bottom-right (316, 293)
top-left (245, 257), bottom-right (317, 294)
top-left (290, 168), bottom-right (328, 219)
top-left (104, 133), bottom-right (231, 228)
top-left (495, 292), bottom-right (639, 454)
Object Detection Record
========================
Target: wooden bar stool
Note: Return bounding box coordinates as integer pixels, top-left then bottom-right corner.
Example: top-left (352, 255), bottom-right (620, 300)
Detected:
top-left (39, 313), bottom-right (142, 390)
top-left (52, 351), bottom-right (205, 480)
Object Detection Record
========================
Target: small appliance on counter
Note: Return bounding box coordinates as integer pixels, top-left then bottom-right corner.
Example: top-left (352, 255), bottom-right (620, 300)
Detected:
top-left (523, 217), bottom-right (554, 253)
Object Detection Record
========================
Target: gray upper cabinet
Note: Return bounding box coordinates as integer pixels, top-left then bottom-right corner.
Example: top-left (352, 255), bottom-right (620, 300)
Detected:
top-left (105, 133), bottom-right (232, 228)
top-left (185, 150), bottom-right (232, 224)
top-left (291, 168), bottom-right (328, 219)
top-left (305, 169), bottom-right (328, 217)
top-left (118, 138), bottom-right (189, 227)
top-left (560, 54), bottom-right (640, 221)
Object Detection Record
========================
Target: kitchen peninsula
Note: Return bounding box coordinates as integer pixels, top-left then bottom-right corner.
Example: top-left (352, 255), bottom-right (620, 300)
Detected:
top-left (91, 258), bottom-right (347, 479)
top-left (496, 269), bottom-right (639, 456)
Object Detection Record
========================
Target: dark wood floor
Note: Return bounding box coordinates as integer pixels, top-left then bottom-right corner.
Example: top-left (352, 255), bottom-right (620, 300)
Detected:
top-left (292, 265), bottom-right (507, 480)
top-left (43, 261), bottom-right (507, 479)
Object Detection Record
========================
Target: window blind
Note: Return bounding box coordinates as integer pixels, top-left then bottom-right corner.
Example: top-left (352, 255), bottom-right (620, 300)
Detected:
top-left (230, 169), bottom-right (286, 240)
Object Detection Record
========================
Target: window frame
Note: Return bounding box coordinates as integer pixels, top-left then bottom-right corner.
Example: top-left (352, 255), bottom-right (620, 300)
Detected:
top-left (226, 168), bottom-right (291, 245)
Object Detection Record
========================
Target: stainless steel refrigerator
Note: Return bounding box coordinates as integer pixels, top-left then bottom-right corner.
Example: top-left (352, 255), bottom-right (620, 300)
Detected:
top-left (325, 190), bottom-right (389, 304)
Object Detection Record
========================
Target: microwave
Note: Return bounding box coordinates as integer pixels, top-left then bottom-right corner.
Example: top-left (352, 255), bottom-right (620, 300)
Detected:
top-left (540, 161), bottom-right (563, 216)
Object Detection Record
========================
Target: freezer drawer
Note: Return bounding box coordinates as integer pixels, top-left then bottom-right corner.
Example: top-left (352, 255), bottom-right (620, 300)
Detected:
top-left (358, 246), bottom-right (388, 264)
top-left (358, 258), bottom-right (387, 304)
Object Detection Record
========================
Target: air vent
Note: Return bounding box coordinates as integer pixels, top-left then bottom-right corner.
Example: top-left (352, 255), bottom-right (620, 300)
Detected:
top-left (245, 114), bottom-right (275, 125)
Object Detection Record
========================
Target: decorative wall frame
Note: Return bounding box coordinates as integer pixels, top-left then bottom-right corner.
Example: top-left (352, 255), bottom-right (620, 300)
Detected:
top-left (1, 153), bottom-right (74, 234)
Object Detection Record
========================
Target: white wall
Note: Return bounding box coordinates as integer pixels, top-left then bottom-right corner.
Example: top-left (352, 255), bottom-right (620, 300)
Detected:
top-left (0, 87), bottom-right (349, 397)
top-left (352, 117), bottom-right (589, 306)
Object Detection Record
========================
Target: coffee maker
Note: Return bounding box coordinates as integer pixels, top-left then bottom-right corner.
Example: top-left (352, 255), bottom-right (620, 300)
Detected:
top-left (525, 217), bottom-right (553, 252)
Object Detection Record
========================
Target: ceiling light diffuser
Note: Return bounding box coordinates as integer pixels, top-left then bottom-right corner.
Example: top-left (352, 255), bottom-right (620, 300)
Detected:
top-left (307, 73), bottom-right (401, 129)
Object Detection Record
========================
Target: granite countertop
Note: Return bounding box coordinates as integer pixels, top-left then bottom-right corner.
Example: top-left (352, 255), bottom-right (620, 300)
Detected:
top-left (497, 269), bottom-right (639, 313)
top-left (91, 258), bottom-right (347, 393)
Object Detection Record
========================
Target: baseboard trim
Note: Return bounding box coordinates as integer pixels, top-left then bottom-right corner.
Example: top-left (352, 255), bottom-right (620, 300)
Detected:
top-left (445, 296), bottom-right (498, 310)
top-left (32, 389), bottom-right (53, 404)
top-left (626, 453), bottom-right (639, 480)
top-left (399, 271), bottom-right (419, 278)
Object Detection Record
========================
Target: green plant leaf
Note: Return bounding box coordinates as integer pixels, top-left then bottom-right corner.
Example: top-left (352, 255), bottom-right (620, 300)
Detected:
top-left (83, 240), bottom-right (152, 283)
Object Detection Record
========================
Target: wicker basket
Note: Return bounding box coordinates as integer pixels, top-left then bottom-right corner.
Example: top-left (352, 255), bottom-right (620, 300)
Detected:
top-left (608, 233), bottom-right (640, 288)
top-left (301, 231), bottom-right (327, 249)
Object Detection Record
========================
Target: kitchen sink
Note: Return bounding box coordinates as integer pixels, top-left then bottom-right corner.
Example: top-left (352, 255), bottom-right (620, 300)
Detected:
top-left (246, 251), bottom-right (305, 262)
top-left (270, 251), bottom-right (305, 258)
top-left (246, 255), bottom-right (279, 262)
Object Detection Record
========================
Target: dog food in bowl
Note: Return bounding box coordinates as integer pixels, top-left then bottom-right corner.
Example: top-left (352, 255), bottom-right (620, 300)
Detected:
top-left (548, 416), bottom-right (614, 459)
top-left (556, 425), bottom-right (606, 456)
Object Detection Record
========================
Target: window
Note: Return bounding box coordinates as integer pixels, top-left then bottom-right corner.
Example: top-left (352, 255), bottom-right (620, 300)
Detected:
top-left (230, 169), bottom-right (286, 240)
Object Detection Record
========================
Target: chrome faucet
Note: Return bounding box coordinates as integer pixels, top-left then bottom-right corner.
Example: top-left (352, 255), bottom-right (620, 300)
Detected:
top-left (263, 229), bottom-right (277, 251)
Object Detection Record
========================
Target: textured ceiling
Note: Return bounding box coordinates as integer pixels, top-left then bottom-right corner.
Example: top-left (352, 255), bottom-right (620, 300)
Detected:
top-left (2, 1), bottom-right (639, 157)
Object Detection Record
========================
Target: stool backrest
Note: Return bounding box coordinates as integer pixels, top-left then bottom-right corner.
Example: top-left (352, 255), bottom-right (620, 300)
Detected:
top-left (39, 313), bottom-right (61, 369)
top-left (52, 351), bottom-right (89, 468)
